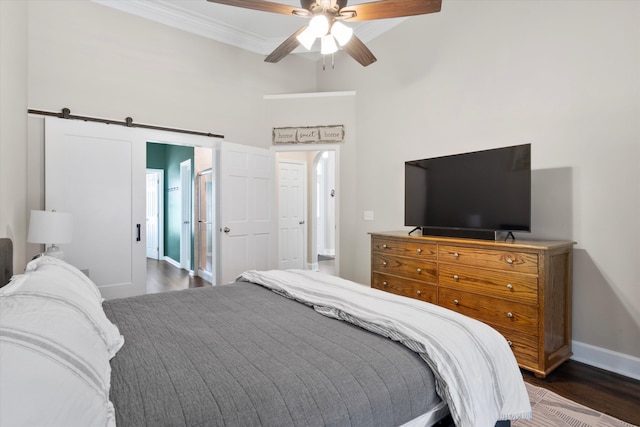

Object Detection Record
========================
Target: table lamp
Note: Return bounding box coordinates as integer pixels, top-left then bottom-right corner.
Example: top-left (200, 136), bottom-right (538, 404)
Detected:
top-left (27, 210), bottom-right (72, 259)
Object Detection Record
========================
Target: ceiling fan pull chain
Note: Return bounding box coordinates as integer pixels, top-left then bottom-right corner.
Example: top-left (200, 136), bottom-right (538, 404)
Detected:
top-left (332, 53), bottom-right (335, 69)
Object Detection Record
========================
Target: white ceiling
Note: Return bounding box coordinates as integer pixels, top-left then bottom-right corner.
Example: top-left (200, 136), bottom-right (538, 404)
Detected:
top-left (92, 0), bottom-right (408, 60)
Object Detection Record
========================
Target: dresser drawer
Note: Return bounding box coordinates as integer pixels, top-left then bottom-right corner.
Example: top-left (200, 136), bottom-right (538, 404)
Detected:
top-left (439, 245), bottom-right (538, 274)
top-left (372, 254), bottom-right (437, 284)
top-left (439, 264), bottom-right (538, 305)
top-left (372, 273), bottom-right (437, 304)
top-left (438, 288), bottom-right (538, 336)
top-left (492, 325), bottom-right (540, 370)
top-left (372, 237), bottom-right (437, 260)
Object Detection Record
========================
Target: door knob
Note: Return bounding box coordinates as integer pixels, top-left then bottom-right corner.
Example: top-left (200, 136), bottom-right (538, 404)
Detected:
top-left (299, 221), bottom-right (305, 225)
top-left (223, 227), bottom-right (230, 233)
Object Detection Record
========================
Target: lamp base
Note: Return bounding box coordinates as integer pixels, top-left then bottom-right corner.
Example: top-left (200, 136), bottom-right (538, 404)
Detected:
top-left (45, 244), bottom-right (65, 260)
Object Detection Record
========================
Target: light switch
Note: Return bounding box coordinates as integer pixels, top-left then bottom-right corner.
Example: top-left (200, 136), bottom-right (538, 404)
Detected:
top-left (363, 211), bottom-right (374, 221)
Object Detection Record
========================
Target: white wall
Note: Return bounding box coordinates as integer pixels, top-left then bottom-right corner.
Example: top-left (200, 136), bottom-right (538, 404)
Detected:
top-left (0, 0), bottom-right (28, 272)
top-left (27, 0), bottom-right (317, 146)
top-left (315, 0), bottom-right (640, 367)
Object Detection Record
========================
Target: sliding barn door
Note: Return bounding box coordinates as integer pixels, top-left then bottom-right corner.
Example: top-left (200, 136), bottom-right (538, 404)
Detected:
top-left (45, 117), bottom-right (146, 299)
top-left (218, 141), bottom-right (275, 284)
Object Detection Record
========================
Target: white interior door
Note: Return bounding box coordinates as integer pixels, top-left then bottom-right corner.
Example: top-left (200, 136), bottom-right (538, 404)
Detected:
top-left (145, 170), bottom-right (162, 260)
top-left (180, 159), bottom-right (192, 271)
top-left (278, 160), bottom-right (306, 270)
top-left (197, 169), bottom-right (214, 282)
top-left (218, 141), bottom-right (275, 284)
top-left (45, 117), bottom-right (146, 299)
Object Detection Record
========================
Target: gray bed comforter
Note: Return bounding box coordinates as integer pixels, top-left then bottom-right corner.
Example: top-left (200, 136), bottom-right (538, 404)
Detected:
top-left (103, 281), bottom-right (443, 427)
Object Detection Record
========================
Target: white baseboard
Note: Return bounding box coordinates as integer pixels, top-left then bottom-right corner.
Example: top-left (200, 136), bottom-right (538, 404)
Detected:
top-left (198, 269), bottom-right (213, 283)
top-left (571, 340), bottom-right (640, 381)
top-left (162, 256), bottom-right (180, 269)
top-left (307, 262), bottom-right (319, 271)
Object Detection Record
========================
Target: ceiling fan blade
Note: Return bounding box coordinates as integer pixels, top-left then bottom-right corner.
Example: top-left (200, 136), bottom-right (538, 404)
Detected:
top-left (206, 0), bottom-right (304, 16)
top-left (341, 34), bottom-right (377, 67)
top-left (340, 0), bottom-right (441, 21)
top-left (265, 26), bottom-right (308, 63)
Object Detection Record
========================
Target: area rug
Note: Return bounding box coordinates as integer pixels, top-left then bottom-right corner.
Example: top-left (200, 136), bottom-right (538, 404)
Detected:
top-left (513, 382), bottom-right (636, 427)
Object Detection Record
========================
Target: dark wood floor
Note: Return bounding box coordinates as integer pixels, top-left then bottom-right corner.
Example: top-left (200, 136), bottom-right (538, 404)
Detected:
top-left (146, 258), bottom-right (211, 294)
top-left (147, 259), bottom-right (639, 425)
top-left (522, 360), bottom-right (640, 425)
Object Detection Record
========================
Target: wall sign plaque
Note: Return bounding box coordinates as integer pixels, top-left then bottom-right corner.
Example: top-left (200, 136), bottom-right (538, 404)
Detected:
top-left (272, 125), bottom-right (344, 144)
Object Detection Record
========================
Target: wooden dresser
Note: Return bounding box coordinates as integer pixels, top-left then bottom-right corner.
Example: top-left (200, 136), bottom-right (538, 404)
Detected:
top-left (370, 231), bottom-right (573, 378)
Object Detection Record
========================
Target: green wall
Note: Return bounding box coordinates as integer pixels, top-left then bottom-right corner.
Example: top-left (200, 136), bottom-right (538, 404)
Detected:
top-left (146, 142), bottom-right (194, 268)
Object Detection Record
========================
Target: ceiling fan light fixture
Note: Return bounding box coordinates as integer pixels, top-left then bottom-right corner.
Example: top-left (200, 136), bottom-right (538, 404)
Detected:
top-left (320, 34), bottom-right (338, 55)
top-left (296, 26), bottom-right (316, 50)
top-left (309, 14), bottom-right (329, 37)
top-left (330, 21), bottom-right (353, 46)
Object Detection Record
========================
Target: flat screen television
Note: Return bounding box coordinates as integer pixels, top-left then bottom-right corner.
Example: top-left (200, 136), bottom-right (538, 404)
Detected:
top-left (405, 143), bottom-right (531, 239)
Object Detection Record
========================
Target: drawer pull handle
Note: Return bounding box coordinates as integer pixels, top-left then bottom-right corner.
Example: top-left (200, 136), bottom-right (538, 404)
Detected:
top-left (507, 312), bottom-right (513, 318)
top-left (382, 244), bottom-right (388, 249)
top-left (507, 340), bottom-right (513, 347)
top-left (506, 284), bottom-right (513, 290)
top-left (453, 252), bottom-right (459, 258)
top-left (382, 281), bottom-right (388, 287)
top-left (382, 261), bottom-right (387, 266)
top-left (417, 248), bottom-right (422, 253)
top-left (416, 268), bottom-right (422, 273)
top-left (416, 290), bottom-right (422, 296)
top-left (507, 258), bottom-right (513, 264)
top-left (453, 299), bottom-right (459, 305)
top-left (453, 274), bottom-right (459, 281)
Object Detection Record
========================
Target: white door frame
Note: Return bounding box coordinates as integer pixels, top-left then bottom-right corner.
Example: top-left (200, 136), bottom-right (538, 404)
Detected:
top-left (271, 144), bottom-right (340, 275)
top-left (146, 168), bottom-right (164, 260)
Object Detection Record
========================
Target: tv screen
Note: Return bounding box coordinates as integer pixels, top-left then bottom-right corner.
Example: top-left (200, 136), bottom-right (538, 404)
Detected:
top-left (405, 144), bottom-right (531, 236)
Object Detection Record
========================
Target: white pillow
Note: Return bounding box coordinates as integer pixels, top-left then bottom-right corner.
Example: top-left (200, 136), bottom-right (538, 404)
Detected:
top-left (2, 256), bottom-right (124, 357)
top-left (0, 321), bottom-right (115, 427)
top-left (25, 256), bottom-right (102, 301)
top-left (0, 258), bottom-right (122, 426)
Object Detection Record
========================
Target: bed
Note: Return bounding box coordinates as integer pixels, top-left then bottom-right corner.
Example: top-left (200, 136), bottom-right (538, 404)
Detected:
top-left (0, 238), bottom-right (530, 427)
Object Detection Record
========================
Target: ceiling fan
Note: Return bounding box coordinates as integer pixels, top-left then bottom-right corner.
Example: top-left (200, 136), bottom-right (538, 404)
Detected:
top-left (206, 0), bottom-right (442, 67)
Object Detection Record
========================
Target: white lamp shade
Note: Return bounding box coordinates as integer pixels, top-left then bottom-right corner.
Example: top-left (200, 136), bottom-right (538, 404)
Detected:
top-left (296, 26), bottom-right (316, 50)
top-left (27, 210), bottom-right (73, 245)
top-left (330, 21), bottom-right (353, 46)
top-left (321, 34), bottom-right (338, 55)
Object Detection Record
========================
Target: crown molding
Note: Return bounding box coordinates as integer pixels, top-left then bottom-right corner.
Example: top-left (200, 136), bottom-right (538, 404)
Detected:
top-left (92, 0), bottom-right (405, 57)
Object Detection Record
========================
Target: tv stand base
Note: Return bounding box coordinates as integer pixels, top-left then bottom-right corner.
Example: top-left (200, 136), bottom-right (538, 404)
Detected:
top-left (421, 228), bottom-right (507, 241)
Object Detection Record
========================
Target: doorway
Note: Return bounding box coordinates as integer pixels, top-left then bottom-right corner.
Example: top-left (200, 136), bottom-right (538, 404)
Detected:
top-left (314, 151), bottom-right (336, 275)
top-left (274, 146), bottom-right (339, 276)
top-left (146, 142), bottom-right (214, 290)
top-left (196, 168), bottom-right (214, 282)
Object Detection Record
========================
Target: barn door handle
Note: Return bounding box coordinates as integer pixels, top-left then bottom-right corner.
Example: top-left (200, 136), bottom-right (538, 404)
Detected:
top-left (136, 224), bottom-right (141, 241)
